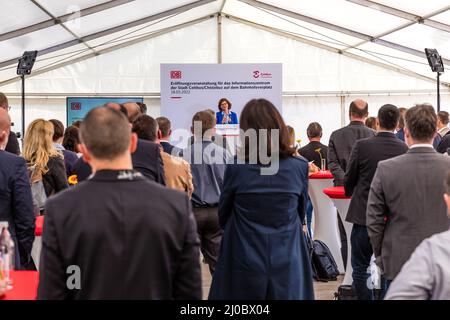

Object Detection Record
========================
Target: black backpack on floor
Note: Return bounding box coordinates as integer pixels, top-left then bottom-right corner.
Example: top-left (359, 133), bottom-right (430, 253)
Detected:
top-left (306, 232), bottom-right (340, 282)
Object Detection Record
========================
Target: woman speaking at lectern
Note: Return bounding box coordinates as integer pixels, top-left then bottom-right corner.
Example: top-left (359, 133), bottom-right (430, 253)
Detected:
top-left (216, 98), bottom-right (238, 125)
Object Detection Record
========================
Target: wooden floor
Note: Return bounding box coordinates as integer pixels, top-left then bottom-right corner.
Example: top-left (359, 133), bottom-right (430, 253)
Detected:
top-left (201, 262), bottom-right (343, 300)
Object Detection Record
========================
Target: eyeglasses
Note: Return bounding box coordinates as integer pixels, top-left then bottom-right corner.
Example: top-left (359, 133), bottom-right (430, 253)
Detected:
top-left (0, 105), bottom-right (11, 111)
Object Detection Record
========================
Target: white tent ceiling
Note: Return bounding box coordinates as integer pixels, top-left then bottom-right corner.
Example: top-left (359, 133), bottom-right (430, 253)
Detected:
top-left (1, 0), bottom-right (450, 89)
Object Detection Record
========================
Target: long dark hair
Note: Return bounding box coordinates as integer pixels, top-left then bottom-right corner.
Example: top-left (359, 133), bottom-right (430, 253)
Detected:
top-left (239, 99), bottom-right (295, 162)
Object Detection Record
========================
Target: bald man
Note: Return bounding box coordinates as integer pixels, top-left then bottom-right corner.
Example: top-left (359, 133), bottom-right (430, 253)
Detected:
top-left (104, 102), bottom-right (121, 110)
top-left (123, 102), bottom-right (142, 123)
top-left (0, 109), bottom-right (35, 269)
top-left (327, 99), bottom-right (375, 275)
top-left (103, 102), bottom-right (128, 118)
top-left (0, 92), bottom-right (20, 155)
top-left (328, 99), bottom-right (375, 185)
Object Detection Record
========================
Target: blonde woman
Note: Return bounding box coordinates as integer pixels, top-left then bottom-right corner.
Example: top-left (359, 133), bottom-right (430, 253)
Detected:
top-left (23, 119), bottom-right (68, 202)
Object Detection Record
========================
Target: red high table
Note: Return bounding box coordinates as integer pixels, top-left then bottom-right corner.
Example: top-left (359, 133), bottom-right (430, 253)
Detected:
top-left (323, 186), bottom-right (353, 286)
top-left (308, 171), bottom-right (344, 273)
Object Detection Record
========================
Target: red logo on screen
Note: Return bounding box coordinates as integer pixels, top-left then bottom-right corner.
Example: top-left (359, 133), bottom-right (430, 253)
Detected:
top-left (253, 71), bottom-right (260, 78)
top-left (71, 102), bottom-right (81, 110)
top-left (170, 71), bottom-right (182, 79)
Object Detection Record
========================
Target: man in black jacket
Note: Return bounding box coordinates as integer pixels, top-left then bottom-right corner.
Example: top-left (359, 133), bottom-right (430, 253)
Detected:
top-left (38, 107), bottom-right (201, 299)
top-left (328, 100), bottom-right (375, 185)
top-left (344, 104), bottom-right (408, 300)
top-left (299, 122), bottom-right (328, 235)
top-left (299, 122), bottom-right (328, 168)
top-left (328, 99), bottom-right (375, 267)
top-left (0, 109), bottom-right (35, 269)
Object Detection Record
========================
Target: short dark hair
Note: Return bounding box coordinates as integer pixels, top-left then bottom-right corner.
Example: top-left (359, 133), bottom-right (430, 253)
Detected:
top-left (192, 111), bottom-right (216, 137)
top-left (156, 116), bottom-right (171, 137)
top-left (438, 111), bottom-right (449, 125)
top-left (136, 102), bottom-right (147, 115)
top-left (446, 170), bottom-right (450, 195)
top-left (49, 119), bottom-right (64, 142)
top-left (306, 122), bottom-right (323, 138)
top-left (378, 104), bottom-right (400, 130)
top-left (80, 107), bottom-right (131, 160)
top-left (132, 115), bottom-right (158, 142)
top-left (405, 104), bottom-right (437, 142)
top-left (240, 99), bottom-right (295, 160)
top-left (218, 98), bottom-right (232, 111)
top-left (349, 100), bottom-right (369, 118)
top-left (62, 125), bottom-right (80, 152)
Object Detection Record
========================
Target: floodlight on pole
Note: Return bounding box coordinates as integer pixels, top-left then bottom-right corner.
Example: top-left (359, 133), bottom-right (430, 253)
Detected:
top-left (425, 48), bottom-right (444, 112)
top-left (16, 51), bottom-right (38, 142)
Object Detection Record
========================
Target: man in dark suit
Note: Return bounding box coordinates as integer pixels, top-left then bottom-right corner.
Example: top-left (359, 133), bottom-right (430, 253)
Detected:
top-left (367, 104), bottom-right (450, 290)
top-left (299, 122), bottom-right (328, 168)
top-left (133, 115), bottom-right (194, 197)
top-left (0, 109), bottom-right (35, 269)
top-left (38, 107), bottom-right (201, 299)
top-left (328, 99), bottom-right (375, 266)
top-left (0, 92), bottom-right (20, 155)
top-left (157, 116), bottom-right (182, 156)
top-left (328, 99), bottom-right (375, 185)
top-left (344, 104), bottom-right (408, 300)
top-left (131, 138), bottom-right (166, 184)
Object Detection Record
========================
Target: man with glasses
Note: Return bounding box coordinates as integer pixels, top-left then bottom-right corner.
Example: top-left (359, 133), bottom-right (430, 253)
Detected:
top-left (0, 92), bottom-right (20, 155)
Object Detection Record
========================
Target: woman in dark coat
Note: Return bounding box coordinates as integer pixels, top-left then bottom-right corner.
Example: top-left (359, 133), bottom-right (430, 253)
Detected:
top-left (209, 99), bottom-right (314, 300)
